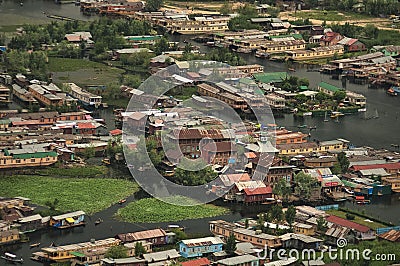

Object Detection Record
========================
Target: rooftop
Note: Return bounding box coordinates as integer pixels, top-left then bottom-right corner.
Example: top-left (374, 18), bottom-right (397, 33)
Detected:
top-left (181, 236), bottom-right (224, 247)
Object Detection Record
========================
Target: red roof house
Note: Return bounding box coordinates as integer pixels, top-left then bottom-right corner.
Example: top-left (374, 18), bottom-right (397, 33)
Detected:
top-left (325, 215), bottom-right (370, 233)
top-left (320, 32), bottom-right (343, 46)
top-left (110, 129), bottom-right (123, 136)
top-left (243, 186), bottom-right (273, 203)
top-left (181, 258), bottom-right (211, 266)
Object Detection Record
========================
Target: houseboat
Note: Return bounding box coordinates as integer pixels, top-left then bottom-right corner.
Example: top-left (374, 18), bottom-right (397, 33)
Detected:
top-left (64, 83), bottom-right (102, 109)
top-left (49, 211), bottom-right (85, 229)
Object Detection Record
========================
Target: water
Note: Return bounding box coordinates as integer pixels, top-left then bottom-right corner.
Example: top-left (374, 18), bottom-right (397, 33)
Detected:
top-left (0, 0), bottom-right (94, 26)
top-left (1, 2), bottom-right (400, 263)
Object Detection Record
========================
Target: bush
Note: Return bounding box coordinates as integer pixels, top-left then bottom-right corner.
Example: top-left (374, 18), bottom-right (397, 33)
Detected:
top-left (346, 213), bottom-right (355, 220)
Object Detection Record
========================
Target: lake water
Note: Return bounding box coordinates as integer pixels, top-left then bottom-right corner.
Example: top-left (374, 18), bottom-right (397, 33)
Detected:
top-left (1, 2), bottom-right (400, 263)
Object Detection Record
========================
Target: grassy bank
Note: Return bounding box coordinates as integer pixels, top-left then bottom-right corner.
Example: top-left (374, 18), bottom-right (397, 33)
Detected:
top-left (116, 197), bottom-right (229, 223)
top-left (49, 57), bottom-right (124, 87)
top-left (326, 209), bottom-right (387, 230)
top-left (0, 175), bottom-right (139, 214)
top-left (294, 10), bottom-right (373, 21)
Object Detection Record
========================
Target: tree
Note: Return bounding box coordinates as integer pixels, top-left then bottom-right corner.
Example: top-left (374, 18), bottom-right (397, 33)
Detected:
top-left (270, 205), bottom-right (283, 223)
top-left (331, 162), bottom-right (342, 175)
top-left (245, 218), bottom-right (249, 228)
top-left (295, 94), bottom-right (308, 104)
top-left (333, 90), bottom-right (346, 102)
top-left (294, 172), bottom-right (319, 201)
top-left (170, 228), bottom-right (188, 243)
top-left (337, 152), bottom-right (350, 173)
top-left (174, 159), bottom-right (217, 186)
top-left (315, 92), bottom-right (329, 103)
top-left (82, 145), bottom-right (95, 159)
top-left (316, 216), bottom-right (328, 232)
top-left (273, 178), bottom-right (292, 202)
top-left (105, 245), bottom-right (128, 259)
top-left (285, 205), bottom-right (296, 228)
top-left (134, 242), bottom-right (147, 257)
top-left (154, 37), bottom-right (169, 55)
top-left (363, 24), bottom-right (379, 39)
top-left (145, 0), bottom-right (163, 11)
top-left (225, 233), bottom-right (237, 255)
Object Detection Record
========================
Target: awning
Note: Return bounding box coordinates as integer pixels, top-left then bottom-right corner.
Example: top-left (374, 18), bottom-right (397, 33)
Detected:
top-left (70, 251), bottom-right (85, 257)
top-left (65, 217), bottom-right (75, 223)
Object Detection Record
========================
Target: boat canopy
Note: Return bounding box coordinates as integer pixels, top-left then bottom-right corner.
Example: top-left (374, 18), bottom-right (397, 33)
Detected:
top-left (65, 217), bottom-right (75, 223)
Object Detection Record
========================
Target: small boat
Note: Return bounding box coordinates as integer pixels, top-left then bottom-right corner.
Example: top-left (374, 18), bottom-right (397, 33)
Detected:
top-left (297, 124), bottom-right (307, 128)
top-left (330, 111), bottom-right (344, 118)
top-left (255, 50), bottom-right (269, 58)
top-left (387, 87), bottom-right (399, 96)
top-left (118, 199), bottom-right (127, 204)
top-left (309, 126), bottom-right (317, 130)
top-left (1, 252), bottom-right (23, 263)
top-left (288, 68), bottom-right (296, 72)
top-left (358, 108), bottom-right (367, 112)
top-left (95, 218), bottom-right (103, 225)
top-left (30, 242), bottom-right (40, 248)
top-left (303, 112), bottom-right (312, 116)
top-left (102, 158), bottom-right (111, 165)
top-left (356, 200), bottom-right (371, 205)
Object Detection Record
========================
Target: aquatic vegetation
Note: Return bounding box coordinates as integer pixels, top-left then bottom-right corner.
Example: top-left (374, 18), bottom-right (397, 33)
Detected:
top-left (116, 196), bottom-right (229, 223)
top-left (0, 175), bottom-right (138, 214)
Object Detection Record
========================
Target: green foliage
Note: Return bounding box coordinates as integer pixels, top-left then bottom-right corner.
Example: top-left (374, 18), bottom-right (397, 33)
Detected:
top-left (145, 0), bottom-right (163, 11)
top-left (270, 205), bottom-right (283, 223)
top-left (272, 178), bottom-right (292, 202)
top-left (116, 197), bottom-right (229, 223)
top-left (315, 92), bottom-right (330, 103)
top-left (337, 152), bottom-right (350, 173)
top-left (45, 198), bottom-right (59, 211)
top-left (316, 216), bottom-right (328, 232)
top-left (0, 176), bottom-right (139, 214)
top-left (170, 228), bottom-right (188, 243)
top-left (294, 172), bottom-right (319, 201)
top-left (228, 16), bottom-right (260, 31)
top-left (38, 165), bottom-right (107, 178)
top-left (105, 245), bottom-right (128, 259)
top-left (333, 90), bottom-right (346, 102)
top-left (295, 94), bottom-right (308, 104)
top-left (331, 162), bottom-right (342, 175)
top-left (154, 37), bottom-right (170, 55)
top-left (4, 50), bottom-right (48, 78)
top-left (280, 76), bottom-right (309, 92)
top-left (82, 145), bottom-right (96, 159)
top-left (346, 213), bottom-right (355, 220)
top-left (285, 205), bottom-right (296, 227)
top-left (225, 233), bottom-right (237, 255)
top-left (135, 242), bottom-right (147, 257)
top-left (173, 159), bottom-right (217, 186)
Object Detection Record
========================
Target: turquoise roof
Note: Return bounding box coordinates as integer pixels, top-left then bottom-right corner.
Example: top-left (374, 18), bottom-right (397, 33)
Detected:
top-left (318, 82), bottom-right (343, 92)
top-left (253, 72), bottom-right (288, 84)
